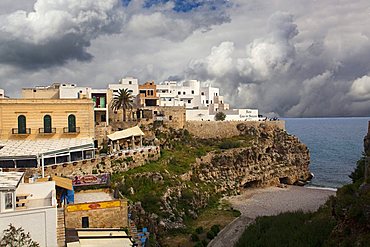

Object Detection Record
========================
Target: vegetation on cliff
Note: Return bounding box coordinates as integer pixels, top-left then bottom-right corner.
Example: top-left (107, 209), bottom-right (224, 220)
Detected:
top-left (112, 128), bottom-right (252, 245)
top-left (236, 154), bottom-right (370, 247)
top-left (111, 123), bottom-right (312, 246)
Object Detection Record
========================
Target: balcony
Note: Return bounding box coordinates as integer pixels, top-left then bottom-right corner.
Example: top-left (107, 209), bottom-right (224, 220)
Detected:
top-left (39, 128), bottom-right (56, 134)
top-left (63, 127), bottom-right (80, 134)
top-left (12, 128), bottom-right (31, 135)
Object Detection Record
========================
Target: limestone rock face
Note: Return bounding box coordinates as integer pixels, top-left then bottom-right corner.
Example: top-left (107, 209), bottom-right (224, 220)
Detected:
top-left (129, 124), bottom-right (312, 234)
top-left (364, 121), bottom-right (370, 155)
top-left (191, 125), bottom-right (311, 194)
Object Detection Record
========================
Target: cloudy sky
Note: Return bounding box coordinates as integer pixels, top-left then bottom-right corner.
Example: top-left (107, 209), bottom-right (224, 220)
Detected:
top-left (1, 0), bottom-right (370, 117)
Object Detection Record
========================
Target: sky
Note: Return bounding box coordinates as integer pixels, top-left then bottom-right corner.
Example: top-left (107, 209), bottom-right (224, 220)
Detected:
top-left (0, 0), bottom-right (370, 117)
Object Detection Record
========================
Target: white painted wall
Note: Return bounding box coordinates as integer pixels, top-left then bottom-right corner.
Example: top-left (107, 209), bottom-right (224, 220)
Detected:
top-left (0, 88), bottom-right (4, 98)
top-left (109, 83), bottom-right (139, 96)
top-left (186, 109), bottom-right (212, 121)
top-left (59, 84), bottom-right (92, 99)
top-left (0, 181), bottom-right (57, 247)
top-left (17, 181), bottom-right (56, 208)
top-left (0, 206), bottom-right (57, 247)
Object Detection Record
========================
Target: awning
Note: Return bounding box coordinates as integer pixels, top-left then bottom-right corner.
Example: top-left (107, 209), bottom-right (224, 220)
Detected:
top-left (107, 126), bottom-right (144, 141)
top-left (0, 138), bottom-right (94, 159)
top-left (38, 176), bottom-right (73, 190)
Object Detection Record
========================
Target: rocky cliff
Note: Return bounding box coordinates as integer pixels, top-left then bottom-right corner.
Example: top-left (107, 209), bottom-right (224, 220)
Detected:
top-left (364, 121), bottom-right (370, 155)
top-left (191, 124), bottom-right (311, 194)
top-left (120, 123), bottom-right (312, 243)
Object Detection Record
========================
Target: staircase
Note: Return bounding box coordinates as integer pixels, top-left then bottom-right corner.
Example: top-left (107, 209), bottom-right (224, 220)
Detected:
top-left (57, 208), bottom-right (66, 247)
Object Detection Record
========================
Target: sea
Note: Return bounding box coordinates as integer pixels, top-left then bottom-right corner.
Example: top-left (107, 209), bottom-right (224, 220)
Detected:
top-left (284, 117), bottom-right (370, 189)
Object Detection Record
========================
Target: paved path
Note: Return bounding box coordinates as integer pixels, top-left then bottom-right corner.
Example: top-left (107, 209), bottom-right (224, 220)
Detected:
top-left (208, 186), bottom-right (336, 247)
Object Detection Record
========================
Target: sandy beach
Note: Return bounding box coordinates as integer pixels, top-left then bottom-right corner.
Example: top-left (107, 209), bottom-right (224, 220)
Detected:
top-left (209, 186), bottom-right (336, 247)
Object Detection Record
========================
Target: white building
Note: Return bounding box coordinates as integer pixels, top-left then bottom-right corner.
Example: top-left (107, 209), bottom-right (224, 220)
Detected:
top-left (59, 83), bottom-right (92, 99)
top-left (108, 77), bottom-right (139, 96)
top-left (156, 80), bottom-right (220, 109)
top-left (157, 80), bottom-right (258, 121)
top-left (0, 89), bottom-right (4, 98)
top-left (0, 172), bottom-right (58, 247)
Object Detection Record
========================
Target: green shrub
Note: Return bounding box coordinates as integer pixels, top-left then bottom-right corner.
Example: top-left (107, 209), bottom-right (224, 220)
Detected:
top-left (195, 226), bottom-right (204, 234)
top-left (201, 239), bottom-right (208, 246)
top-left (191, 233), bottom-right (199, 242)
top-left (219, 140), bottom-right (241, 149)
top-left (194, 242), bottom-right (204, 247)
top-left (210, 224), bottom-right (221, 235)
top-left (214, 112), bottom-right (226, 121)
top-left (206, 230), bottom-right (215, 240)
top-left (235, 211), bottom-right (335, 247)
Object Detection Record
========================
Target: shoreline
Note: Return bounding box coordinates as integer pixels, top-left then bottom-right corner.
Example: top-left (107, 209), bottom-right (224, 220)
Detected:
top-left (209, 185), bottom-right (336, 247)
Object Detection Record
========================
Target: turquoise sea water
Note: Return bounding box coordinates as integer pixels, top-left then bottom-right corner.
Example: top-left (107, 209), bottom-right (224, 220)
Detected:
top-left (284, 117), bottom-right (369, 188)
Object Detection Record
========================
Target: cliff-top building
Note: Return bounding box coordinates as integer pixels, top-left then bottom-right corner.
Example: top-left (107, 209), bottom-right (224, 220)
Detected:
top-left (0, 98), bottom-right (95, 169)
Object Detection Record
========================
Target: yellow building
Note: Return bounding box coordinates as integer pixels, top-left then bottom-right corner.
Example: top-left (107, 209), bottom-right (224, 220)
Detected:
top-left (0, 98), bottom-right (94, 140)
top-left (22, 84), bottom-right (60, 99)
top-left (0, 98), bottom-right (95, 169)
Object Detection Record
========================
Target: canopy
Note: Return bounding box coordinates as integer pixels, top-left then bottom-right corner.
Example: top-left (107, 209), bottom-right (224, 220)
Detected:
top-left (107, 126), bottom-right (144, 141)
top-left (38, 175), bottom-right (73, 190)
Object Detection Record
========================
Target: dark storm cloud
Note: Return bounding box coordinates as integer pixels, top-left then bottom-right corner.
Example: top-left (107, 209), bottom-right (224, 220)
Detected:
top-left (0, 0), bottom-right (125, 69)
top-left (184, 10), bottom-right (370, 117)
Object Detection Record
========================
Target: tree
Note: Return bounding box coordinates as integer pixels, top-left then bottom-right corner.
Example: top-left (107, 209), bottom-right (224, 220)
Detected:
top-left (0, 224), bottom-right (39, 247)
top-left (214, 111), bottom-right (226, 121)
top-left (110, 88), bottom-right (134, 122)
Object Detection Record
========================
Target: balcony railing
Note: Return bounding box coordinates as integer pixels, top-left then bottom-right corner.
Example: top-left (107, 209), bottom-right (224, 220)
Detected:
top-left (39, 128), bottom-right (56, 134)
top-left (12, 128), bottom-right (31, 134)
top-left (63, 127), bottom-right (80, 133)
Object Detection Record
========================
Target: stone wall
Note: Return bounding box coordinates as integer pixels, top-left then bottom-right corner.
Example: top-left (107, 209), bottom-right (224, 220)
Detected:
top-left (64, 199), bottom-right (128, 228)
top-left (3, 146), bottom-right (160, 179)
top-left (185, 120), bottom-right (285, 139)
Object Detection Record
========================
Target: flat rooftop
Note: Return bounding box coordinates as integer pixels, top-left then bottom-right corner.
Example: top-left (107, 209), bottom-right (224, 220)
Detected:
top-left (74, 191), bottom-right (113, 204)
top-left (0, 138), bottom-right (93, 158)
top-left (0, 172), bottom-right (24, 191)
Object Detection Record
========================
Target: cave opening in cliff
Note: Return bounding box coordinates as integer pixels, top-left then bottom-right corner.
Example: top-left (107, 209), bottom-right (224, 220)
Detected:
top-left (243, 180), bottom-right (261, 188)
top-left (279, 177), bottom-right (290, 184)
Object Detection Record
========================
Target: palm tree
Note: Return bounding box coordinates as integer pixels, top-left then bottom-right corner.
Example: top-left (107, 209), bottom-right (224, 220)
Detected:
top-left (110, 88), bottom-right (134, 122)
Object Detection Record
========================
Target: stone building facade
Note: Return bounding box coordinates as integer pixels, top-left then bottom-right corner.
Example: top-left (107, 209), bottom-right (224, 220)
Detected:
top-left (0, 98), bottom-right (94, 140)
top-left (65, 199), bottom-right (128, 228)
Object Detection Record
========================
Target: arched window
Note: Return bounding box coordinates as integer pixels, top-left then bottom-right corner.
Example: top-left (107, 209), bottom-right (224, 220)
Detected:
top-left (68, 114), bottom-right (76, 132)
top-left (44, 115), bottom-right (52, 133)
top-left (18, 115), bottom-right (26, 134)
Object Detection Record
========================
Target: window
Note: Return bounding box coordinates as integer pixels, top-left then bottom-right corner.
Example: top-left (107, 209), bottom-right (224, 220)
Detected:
top-left (188, 100), bottom-right (191, 103)
top-left (5, 192), bottom-right (13, 210)
top-left (82, 217), bottom-right (89, 228)
top-left (68, 114), bottom-right (76, 132)
top-left (201, 92), bottom-right (205, 95)
top-left (101, 114), bottom-right (106, 122)
top-left (44, 115), bottom-right (52, 133)
top-left (206, 100), bottom-right (209, 104)
top-left (191, 90), bottom-right (194, 94)
top-left (178, 91), bottom-right (181, 95)
top-left (169, 116), bottom-right (173, 120)
top-left (129, 81), bottom-right (132, 84)
top-left (183, 92), bottom-right (185, 95)
top-left (18, 115), bottom-right (26, 134)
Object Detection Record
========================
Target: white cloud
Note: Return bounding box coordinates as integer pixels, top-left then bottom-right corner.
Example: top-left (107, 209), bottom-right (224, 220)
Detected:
top-left (350, 75), bottom-right (370, 100)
